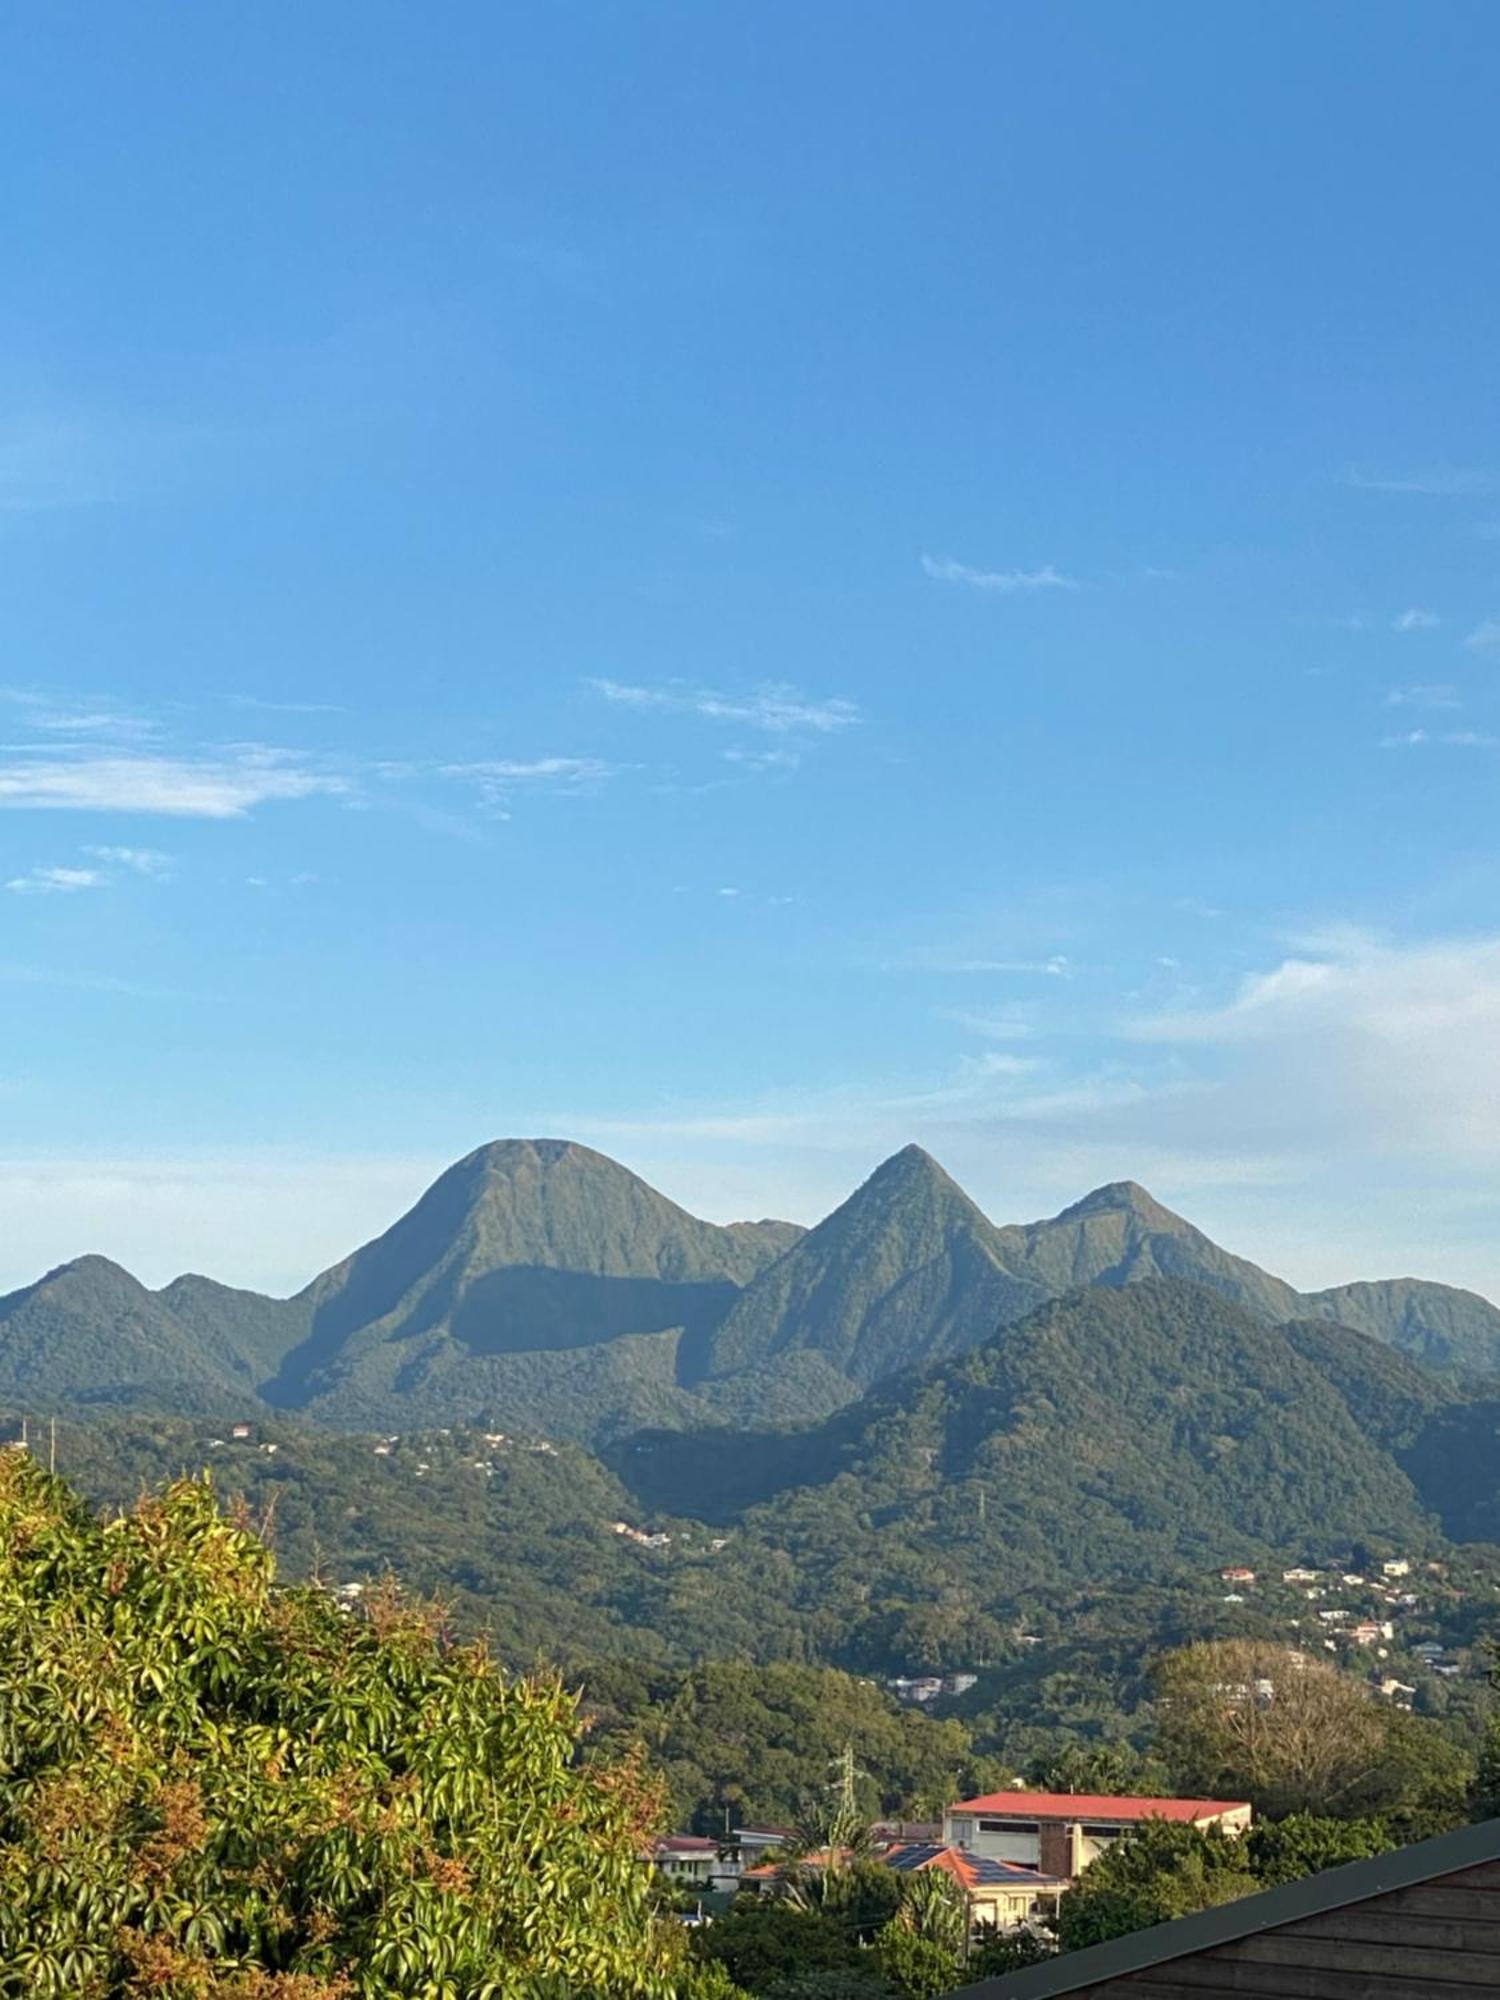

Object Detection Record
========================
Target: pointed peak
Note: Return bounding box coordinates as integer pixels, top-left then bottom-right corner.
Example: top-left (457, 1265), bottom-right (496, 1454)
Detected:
top-left (870, 1143), bottom-right (952, 1184)
top-left (830, 1145), bottom-right (989, 1224)
top-left (1056, 1181), bottom-right (1186, 1229)
top-left (26, 1253), bottom-right (149, 1295)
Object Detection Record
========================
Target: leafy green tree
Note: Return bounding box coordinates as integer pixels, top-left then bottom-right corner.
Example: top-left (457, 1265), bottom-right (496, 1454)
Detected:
top-left (967, 1925), bottom-right (1054, 1977)
top-left (0, 1456), bottom-right (708, 1998)
top-left (1056, 1821), bottom-right (1260, 1952)
top-left (1246, 1813), bottom-right (1395, 1887)
top-left (585, 1662), bottom-right (980, 1832)
top-left (779, 1859), bottom-right (903, 1939)
top-left (760, 1976), bottom-right (891, 2000)
top-left (871, 1923), bottom-right (961, 2000)
top-left (1153, 1640), bottom-right (1471, 1822)
top-left (1024, 1740), bottom-right (1169, 1797)
top-left (692, 1902), bottom-right (869, 1991)
top-left (1473, 1717), bottom-right (1500, 1822)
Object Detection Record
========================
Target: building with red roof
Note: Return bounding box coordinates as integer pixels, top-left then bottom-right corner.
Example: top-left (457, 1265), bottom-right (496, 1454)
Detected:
top-left (943, 1791), bottom-right (1251, 1883)
top-left (884, 1841), bottom-right (1067, 1932)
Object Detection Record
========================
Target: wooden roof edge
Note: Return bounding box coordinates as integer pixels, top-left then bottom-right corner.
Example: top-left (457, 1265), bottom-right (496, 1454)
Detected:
top-left (942, 1814), bottom-right (1500, 2000)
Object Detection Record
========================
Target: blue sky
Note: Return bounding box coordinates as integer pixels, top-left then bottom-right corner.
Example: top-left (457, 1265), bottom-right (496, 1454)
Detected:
top-left (4, 2), bottom-right (1500, 1296)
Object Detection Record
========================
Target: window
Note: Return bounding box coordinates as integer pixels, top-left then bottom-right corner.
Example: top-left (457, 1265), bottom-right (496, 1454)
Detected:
top-left (978, 1820), bottom-right (1039, 1835)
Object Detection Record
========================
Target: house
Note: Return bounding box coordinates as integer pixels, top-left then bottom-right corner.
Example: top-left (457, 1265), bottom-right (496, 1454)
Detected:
top-left (742, 1838), bottom-right (1065, 1937)
top-left (941, 1793), bottom-right (1251, 1882)
top-left (230, 1422), bottom-right (252, 1441)
top-left (1281, 1566), bottom-right (1319, 1583)
top-left (1219, 1567), bottom-right (1255, 1584)
top-left (891, 1675), bottom-right (946, 1703)
top-left (1382, 1558), bottom-right (1412, 1578)
top-left (732, 1825), bottom-right (799, 1868)
top-left (884, 1843), bottom-right (1066, 1933)
top-left (1348, 1619), bottom-right (1394, 1645)
top-left (942, 1814), bottom-right (1500, 2000)
top-left (646, 1835), bottom-right (722, 1890)
top-left (1379, 1678), bottom-right (1417, 1706)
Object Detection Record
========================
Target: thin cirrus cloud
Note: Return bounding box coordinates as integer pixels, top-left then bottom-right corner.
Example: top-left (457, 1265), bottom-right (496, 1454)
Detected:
top-left (920, 554), bottom-right (1079, 593)
top-left (590, 678), bottom-right (860, 735)
top-left (1385, 685), bottom-right (1459, 709)
top-left (1380, 728), bottom-right (1500, 749)
top-left (1342, 468), bottom-right (1500, 497)
top-left (441, 756), bottom-right (617, 816)
top-left (5, 845), bottom-right (172, 896)
top-left (0, 687), bottom-right (157, 741)
top-left (84, 845), bottom-right (172, 876)
top-left (1392, 608), bottom-right (1440, 632)
top-left (0, 749), bottom-right (347, 817)
top-left (4, 864), bottom-right (105, 895)
top-left (1463, 620), bottom-right (1500, 650)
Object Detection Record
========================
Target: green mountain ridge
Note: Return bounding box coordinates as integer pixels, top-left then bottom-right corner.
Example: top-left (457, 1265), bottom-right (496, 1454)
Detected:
top-left (4, 1136), bottom-right (1500, 1440)
top-left (35, 1279), bottom-right (1500, 1689)
top-left (699, 1144), bottom-right (1049, 1391)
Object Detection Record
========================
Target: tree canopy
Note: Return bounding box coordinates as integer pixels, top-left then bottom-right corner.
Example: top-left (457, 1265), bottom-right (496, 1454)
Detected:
top-left (0, 1453), bottom-right (707, 1999)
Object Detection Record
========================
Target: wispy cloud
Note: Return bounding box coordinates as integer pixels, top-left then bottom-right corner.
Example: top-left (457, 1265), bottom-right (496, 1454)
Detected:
top-left (1463, 619), bottom-right (1500, 650)
top-left (1380, 728), bottom-right (1500, 749)
top-left (1343, 468), bottom-right (1500, 497)
top-left (6, 843), bottom-right (168, 897)
top-left (722, 746), bottom-right (802, 774)
top-left (0, 750), bottom-right (347, 817)
top-left (5, 865), bottom-right (105, 895)
top-left (1385, 684), bottom-right (1460, 709)
top-left (228, 695), bottom-right (348, 716)
top-left (0, 688), bottom-right (157, 742)
top-left (84, 845), bottom-right (172, 876)
top-left (920, 554), bottom-right (1079, 593)
top-left (1393, 607), bottom-right (1440, 632)
top-left (591, 678), bottom-right (859, 735)
top-left (441, 756), bottom-right (617, 816)
top-left (898, 948), bottom-right (1073, 976)
top-left (940, 1008), bottom-right (1035, 1040)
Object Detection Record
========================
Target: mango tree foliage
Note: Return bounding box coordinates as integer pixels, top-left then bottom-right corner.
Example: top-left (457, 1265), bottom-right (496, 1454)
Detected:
top-left (0, 1454), bottom-right (709, 1999)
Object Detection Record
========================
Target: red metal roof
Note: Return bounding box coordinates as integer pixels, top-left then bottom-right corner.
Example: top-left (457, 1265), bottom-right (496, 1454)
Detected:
top-left (947, 1791), bottom-right (1249, 1823)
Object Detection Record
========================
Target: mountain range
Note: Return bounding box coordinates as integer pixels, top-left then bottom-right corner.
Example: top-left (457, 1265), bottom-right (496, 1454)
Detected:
top-left (6, 1136), bottom-right (1500, 1441)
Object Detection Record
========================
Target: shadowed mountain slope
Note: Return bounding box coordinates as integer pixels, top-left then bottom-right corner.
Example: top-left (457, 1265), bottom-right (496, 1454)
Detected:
top-left (265, 1139), bottom-right (803, 1429)
top-left (698, 1145), bottom-right (1048, 1392)
top-left (616, 1281), bottom-right (1446, 1583)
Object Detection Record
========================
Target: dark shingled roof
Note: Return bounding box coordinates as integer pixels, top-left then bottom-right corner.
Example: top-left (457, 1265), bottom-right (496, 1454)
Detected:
top-left (941, 1815), bottom-right (1500, 1999)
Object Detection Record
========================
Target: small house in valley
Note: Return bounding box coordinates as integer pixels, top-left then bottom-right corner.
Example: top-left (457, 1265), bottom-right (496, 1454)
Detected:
top-left (646, 1835), bottom-right (722, 1890)
top-left (941, 1792), bottom-right (1251, 1882)
top-left (883, 1842), bottom-right (1066, 1932)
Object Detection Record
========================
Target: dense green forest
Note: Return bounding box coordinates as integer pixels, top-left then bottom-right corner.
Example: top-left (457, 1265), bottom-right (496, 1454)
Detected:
top-left (14, 1274), bottom-right (1500, 1841)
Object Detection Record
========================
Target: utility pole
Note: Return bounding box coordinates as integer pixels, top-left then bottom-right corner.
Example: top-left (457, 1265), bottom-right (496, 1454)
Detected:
top-left (49, 1415), bottom-right (56, 1474)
